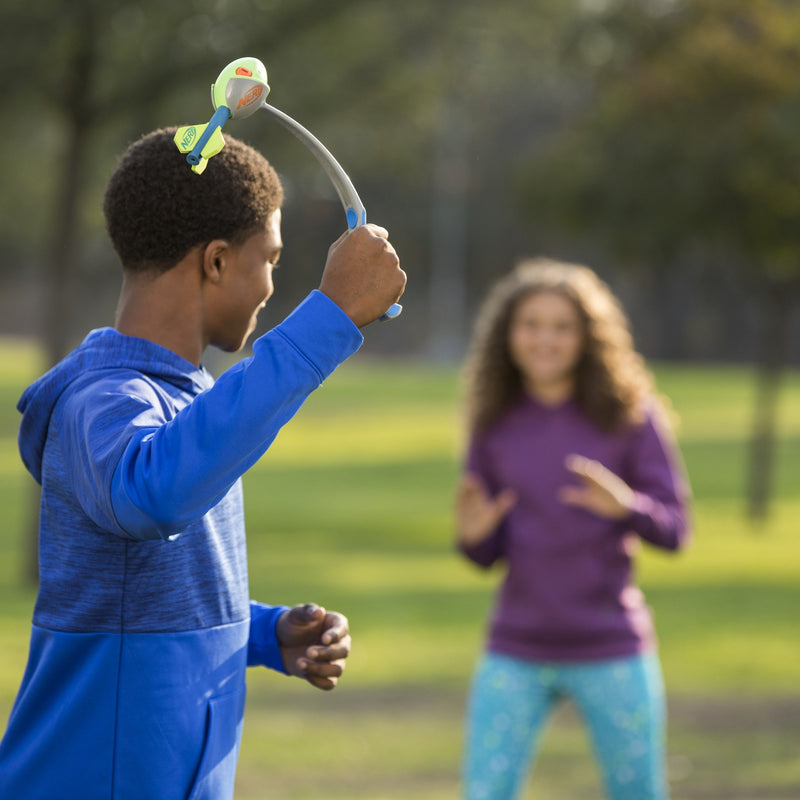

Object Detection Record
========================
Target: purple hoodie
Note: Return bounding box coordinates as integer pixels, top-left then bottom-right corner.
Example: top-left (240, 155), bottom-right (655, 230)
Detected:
top-left (459, 395), bottom-right (691, 663)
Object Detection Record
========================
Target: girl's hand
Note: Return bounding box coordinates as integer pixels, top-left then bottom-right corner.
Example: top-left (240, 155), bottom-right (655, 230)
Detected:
top-left (559, 454), bottom-right (635, 520)
top-left (455, 473), bottom-right (517, 547)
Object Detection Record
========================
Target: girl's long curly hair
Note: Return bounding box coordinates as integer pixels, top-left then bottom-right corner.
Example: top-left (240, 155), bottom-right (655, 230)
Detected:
top-left (463, 258), bottom-right (659, 435)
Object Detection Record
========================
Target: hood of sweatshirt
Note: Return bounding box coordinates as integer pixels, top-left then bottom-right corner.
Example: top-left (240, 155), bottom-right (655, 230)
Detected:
top-left (17, 328), bottom-right (213, 484)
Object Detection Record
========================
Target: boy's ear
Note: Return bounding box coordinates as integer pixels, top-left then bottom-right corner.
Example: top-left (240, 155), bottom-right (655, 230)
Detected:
top-left (202, 240), bottom-right (231, 284)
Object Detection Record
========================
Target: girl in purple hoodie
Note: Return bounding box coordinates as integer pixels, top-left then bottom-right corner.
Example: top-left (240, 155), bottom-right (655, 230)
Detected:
top-left (457, 259), bottom-right (691, 800)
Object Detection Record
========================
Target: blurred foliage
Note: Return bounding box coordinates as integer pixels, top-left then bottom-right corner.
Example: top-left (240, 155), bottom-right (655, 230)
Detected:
top-left (517, 0), bottom-right (800, 278)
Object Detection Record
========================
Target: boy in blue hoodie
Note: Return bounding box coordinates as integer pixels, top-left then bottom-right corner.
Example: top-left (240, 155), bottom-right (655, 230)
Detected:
top-left (0, 128), bottom-right (406, 800)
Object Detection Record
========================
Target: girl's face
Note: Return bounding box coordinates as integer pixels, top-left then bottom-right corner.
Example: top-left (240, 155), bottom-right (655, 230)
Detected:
top-left (508, 290), bottom-right (585, 395)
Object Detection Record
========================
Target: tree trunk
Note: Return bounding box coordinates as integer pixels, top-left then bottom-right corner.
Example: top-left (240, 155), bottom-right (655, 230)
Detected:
top-left (427, 91), bottom-right (470, 361)
top-left (746, 279), bottom-right (794, 521)
top-left (24, 11), bottom-right (97, 585)
top-left (43, 13), bottom-right (96, 366)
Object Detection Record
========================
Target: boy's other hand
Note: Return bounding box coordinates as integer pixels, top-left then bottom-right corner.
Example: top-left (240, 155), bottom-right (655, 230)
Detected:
top-left (276, 603), bottom-right (351, 690)
top-left (318, 224), bottom-right (406, 327)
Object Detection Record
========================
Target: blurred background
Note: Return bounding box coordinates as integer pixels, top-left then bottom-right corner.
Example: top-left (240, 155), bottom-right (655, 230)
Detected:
top-left (0, 1), bottom-right (799, 798)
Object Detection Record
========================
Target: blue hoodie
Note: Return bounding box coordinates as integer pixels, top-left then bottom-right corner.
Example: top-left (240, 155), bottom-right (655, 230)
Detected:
top-left (0, 290), bottom-right (363, 800)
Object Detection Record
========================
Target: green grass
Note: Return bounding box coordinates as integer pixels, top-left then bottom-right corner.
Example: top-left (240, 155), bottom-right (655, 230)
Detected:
top-left (1, 343), bottom-right (799, 798)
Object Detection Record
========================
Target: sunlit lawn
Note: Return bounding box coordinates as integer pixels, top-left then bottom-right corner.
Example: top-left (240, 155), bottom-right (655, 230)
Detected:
top-left (0, 338), bottom-right (799, 798)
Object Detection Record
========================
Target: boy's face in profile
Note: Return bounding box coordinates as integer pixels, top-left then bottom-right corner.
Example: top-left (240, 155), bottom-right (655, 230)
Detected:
top-left (206, 208), bottom-right (284, 353)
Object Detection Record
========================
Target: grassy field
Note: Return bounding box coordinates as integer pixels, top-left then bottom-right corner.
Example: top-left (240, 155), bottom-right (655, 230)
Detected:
top-left (0, 338), bottom-right (799, 798)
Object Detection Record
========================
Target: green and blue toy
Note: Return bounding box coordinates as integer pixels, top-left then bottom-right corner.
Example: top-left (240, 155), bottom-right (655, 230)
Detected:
top-left (175, 56), bottom-right (402, 320)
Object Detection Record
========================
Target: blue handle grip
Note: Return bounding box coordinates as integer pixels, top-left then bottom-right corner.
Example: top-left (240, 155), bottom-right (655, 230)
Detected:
top-left (345, 207), bottom-right (402, 321)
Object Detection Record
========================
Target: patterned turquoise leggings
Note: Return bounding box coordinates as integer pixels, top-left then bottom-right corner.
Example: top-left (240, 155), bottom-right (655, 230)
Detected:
top-left (462, 651), bottom-right (668, 800)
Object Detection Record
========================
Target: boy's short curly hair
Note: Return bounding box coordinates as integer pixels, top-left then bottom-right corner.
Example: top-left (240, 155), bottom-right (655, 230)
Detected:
top-left (103, 128), bottom-right (283, 273)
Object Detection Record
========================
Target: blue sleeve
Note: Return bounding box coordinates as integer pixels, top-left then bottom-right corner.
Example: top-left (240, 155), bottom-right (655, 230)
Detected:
top-left (110, 291), bottom-right (362, 539)
top-left (247, 602), bottom-right (290, 672)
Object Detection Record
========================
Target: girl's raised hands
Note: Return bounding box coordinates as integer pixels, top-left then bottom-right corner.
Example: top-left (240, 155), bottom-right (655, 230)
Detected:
top-left (455, 473), bottom-right (517, 548)
top-left (559, 454), bottom-right (635, 521)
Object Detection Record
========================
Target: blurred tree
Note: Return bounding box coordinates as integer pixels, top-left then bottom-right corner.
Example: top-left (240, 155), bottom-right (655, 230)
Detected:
top-left (423, 0), bottom-right (576, 359)
top-left (515, 0), bottom-right (800, 520)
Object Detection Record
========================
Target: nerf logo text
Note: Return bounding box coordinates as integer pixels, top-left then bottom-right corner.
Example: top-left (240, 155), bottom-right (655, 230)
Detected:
top-left (180, 127), bottom-right (197, 149)
top-left (237, 85), bottom-right (264, 110)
